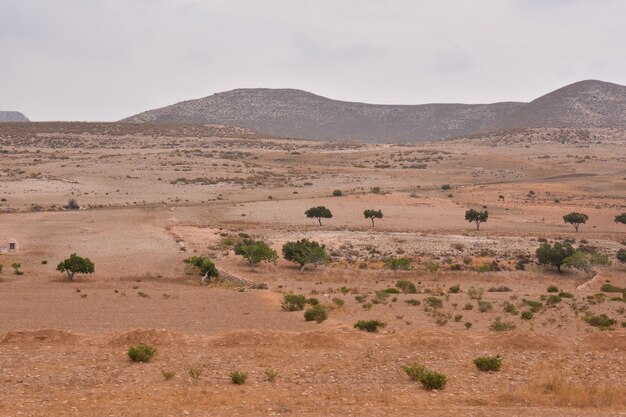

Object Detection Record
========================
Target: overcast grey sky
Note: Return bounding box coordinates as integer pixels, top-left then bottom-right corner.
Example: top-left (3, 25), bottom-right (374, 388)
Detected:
top-left (1, 0), bottom-right (624, 121)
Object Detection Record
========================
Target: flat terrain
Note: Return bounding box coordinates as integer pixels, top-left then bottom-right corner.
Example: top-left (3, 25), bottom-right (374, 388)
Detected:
top-left (0, 123), bottom-right (625, 416)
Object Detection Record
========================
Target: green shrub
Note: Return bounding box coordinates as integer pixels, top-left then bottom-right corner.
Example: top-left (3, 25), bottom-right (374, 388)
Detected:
top-left (396, 280), bottom-right (417, 294)
top-left (384, 257), bottom-right (413, 271)
top-left (405, 299), bottom-right (420, 306)
top-left (600, 283), bottom-right (625, 293)
top-left (558, 291), bottom-right (574, 299)
top-left (304, 305), bottom-right (328, 323)
top-left (354, 320), bottom-right (386, 333)
top-left (454, 314), bottom-right (462, 322)
top-left (128, 344), bottom-right (156, 362)
top-left (524, 299), bottom-right (543, 312)
top-left (425, 296), bottom-right (443, 309)
top-left (521, 311), bottom-right (534, 320)
top-left (467, 286), bottom-right (484, 300)
top-left (448, 284), bottom-right (461, 293)
top-left (162, 370), bottom-right (175, 380)
top-left (490, 317), bottom-right (516, 332)
top-left (332, 297), bottom-right (345, 307)
top-left (426, 261), bottom-right (440, 273)
top-left (281, 294), bottom-right (308, 311)
top-left (476, 264), bottom-right (491, 273)
top-left (584, 314), bottom-right (616, 329)
top-left (419, 370), bottom-right (447, 390)
top-left (547, 285), bottom-right (559, 293)
top-left (503, 302), bottom-right (518, 315)
top-left (463, 303), bottom-right (474, 310)
top-left (478, 301), bottom-right (492, 313)
top-left (473, 355), bottom-right (502, 372)
top-left (403, 364), bottom-right (447, 390)
top-left (332, 189), bottom-right (343, 197)
top-left (383, 287), bottom-right (401, 294)
top-left (464, 321), bottom-right (472, 329)
top-left (546, 295), bottom-right (562, 305)
top-left (230, 371), bottom-right (247, 385)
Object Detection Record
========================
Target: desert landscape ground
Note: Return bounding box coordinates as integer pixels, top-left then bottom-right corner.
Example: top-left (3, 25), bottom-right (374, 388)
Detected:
top-left (1, 123), bottom-right (625, 416)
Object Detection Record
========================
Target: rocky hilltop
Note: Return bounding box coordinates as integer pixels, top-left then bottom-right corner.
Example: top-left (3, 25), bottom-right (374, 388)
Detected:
top-left (124, 80), bottom-right (626, 142)
top-left (0, 111), bottom-right (29, 122)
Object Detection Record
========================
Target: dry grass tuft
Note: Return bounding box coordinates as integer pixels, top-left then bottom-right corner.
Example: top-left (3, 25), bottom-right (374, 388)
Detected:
top-left (499, 371), bottom-right (626, 409)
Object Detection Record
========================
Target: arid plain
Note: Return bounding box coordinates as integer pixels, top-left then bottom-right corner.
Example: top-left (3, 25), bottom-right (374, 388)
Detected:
top-left (1, 123), bottom-right (625, 416)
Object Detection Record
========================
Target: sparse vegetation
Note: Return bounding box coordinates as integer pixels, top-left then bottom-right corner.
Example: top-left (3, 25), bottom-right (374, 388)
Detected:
top-left (127, 344), bottom-right (156, 363)
top-left (354, 320), bottom-right (386, 333)
top-left (473, 355), bottom-right (502, 372)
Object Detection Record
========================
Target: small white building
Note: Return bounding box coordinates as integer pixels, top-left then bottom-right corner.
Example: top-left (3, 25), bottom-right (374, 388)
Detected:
top-left (0, 238), bottom-right (19, 253)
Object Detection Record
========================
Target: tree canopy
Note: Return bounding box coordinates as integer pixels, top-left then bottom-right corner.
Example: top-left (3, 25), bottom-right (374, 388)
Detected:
top-left (563, 212), bottom-right (588, 232)
top-left (364, 209), bottom-right (383, 226)
top-left (465, 209), bottom-right (489, 230)
top-left (305, 206), bottom-right (333, 225)
top-left (234, 239), bottom-right (278, 268)
top-left (535, 242), bottom-right (575, 273)
top-left (56, 253), bottom-right (95, 281)
top-left (185, 256), bottom-right (219, 281)
top-left (282, 239), bottom-right (329, 271)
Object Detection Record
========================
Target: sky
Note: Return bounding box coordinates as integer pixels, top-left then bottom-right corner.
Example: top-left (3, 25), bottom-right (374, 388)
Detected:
top-left (1, 0), bottom-right (625, 121)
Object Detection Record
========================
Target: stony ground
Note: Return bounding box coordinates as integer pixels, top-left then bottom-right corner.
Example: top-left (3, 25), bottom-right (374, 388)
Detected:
top-left (0, 124), bottom-right (625, 416)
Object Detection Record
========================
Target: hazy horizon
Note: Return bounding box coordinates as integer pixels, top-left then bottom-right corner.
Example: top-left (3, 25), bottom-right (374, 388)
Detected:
top-left (1, 0), bottom-right (625, 121)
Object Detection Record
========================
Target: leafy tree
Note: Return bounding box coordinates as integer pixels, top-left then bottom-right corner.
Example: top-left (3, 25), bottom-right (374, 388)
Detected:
top-left (615, 213), bottom-right (626, 225)
top-left (234, 239), bottom-right (278, 268)
top-left (563, 250), bottom-right (610, 277)
top-left (465, 209), bottom-right (488, 230)
top-left (563, 212), bottom-right (588, 232)
top-left (363, 209), bottom-right (383, 227)
top-left (185, 256), bottom-right (219, 282)
top-left (384, 257), bottom-right (412, 271)
top-left (617, 249), bottom-right (626, 263)
top-left (282, 239), bottom-right (329, 271)
top-left (56, 253), bottom-right (95, 281)
top-left (305, 206), bottom-right (332, 225)
top-left (535, 242), bottom-right (575, 273)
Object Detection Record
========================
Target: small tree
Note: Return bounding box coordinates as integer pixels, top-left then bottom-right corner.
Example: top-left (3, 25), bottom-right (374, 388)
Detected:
top-left (282, 239), bottom-right (329, 271)
top-left (185, 256), bottom-right (219, 282)
top-left (234, 239), bottom-right (278, 269)
top-left (65, 199), bottom-right (80, 210)
top-left (615, 213), bottom-right (626, 225)
top-left (535, 242), bottom-right (575, 273)
top-left (364, 209), bottom-right (383, 227)
top-left (563, 212), bottom-right (588, 232)
top-left (563, 250), bottom-right (610, 277)
top-left (305, 206), bottom-right (332, 226)
top-left (465, 209), bottom-right (488, 230)
top-left (56, 253), bottom-right (95, 281)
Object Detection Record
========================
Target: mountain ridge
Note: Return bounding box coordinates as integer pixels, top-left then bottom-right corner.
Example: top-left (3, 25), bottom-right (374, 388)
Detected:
top-left (123, 80), bottom-right (626, 142)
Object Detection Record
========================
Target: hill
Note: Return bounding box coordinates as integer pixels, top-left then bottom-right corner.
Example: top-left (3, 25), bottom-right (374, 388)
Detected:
top-left (123, 80), bottom-right (626, 142)
top-left (0, 111), bottom-right (29, 122)
top-left (123, 89), bottom-right (523, 141)
top-left (487, 80), bottom-right (626, 130)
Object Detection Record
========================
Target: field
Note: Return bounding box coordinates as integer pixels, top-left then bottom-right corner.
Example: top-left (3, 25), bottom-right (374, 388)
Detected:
top-left (1, 123), bottom-right (625, 416)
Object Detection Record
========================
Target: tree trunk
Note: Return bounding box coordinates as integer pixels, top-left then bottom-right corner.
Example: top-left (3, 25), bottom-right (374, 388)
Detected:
top-left (557, 264), bottom-right (562, 273)
top-left (66, 271), bottom-right (74, 281)
top-left (476, 222), bottom-right (480, 230)
top-left (574, 224), bottom-right (579, 232)
top-left (371, 218), bottom-right (375, 227)
top-left (317, 218), bottom-right (322, 226)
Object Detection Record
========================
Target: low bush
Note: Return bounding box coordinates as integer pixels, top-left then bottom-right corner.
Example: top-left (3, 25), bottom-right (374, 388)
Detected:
top-left (547, 285), bottom-right (559, 293)
top-left (396, 280), bottom-right (417, 294)
top-left (304, 305), bottom-right (328, 323)
top-left (490, 317), bottom-right (516, 332)
top-left (128, 344), bottom-right (156, 363)
top-left (354, 320), bottom-right (386, 333)
top-left (521, 311), bottom-right (534, 320)
top-left (448, 284), bottom-right (461, 293)
top-left (281, 294), bottom-right (308, 311)
top-left (584, 314), bottom-right (616, 329)
top-left (473, 355), bottom-right (502, 372)
top-left (403, 364), bottom-right (447, 390)
top-left (230, 371), bottom-right (247, 385)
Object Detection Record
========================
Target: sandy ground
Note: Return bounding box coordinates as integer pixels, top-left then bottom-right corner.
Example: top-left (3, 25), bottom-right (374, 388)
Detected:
top-left (0, 124), bottom-right (625, 416)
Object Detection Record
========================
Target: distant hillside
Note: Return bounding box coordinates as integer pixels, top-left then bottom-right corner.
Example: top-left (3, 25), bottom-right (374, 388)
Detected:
top-left (124, 80), bottom-right (626, 142)
top-left (124, 89), bottom-right (523, 142)
top-left (0, 111), bottom-right (29, 122)
top-left (487, 80), bottom-right (626, 130)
